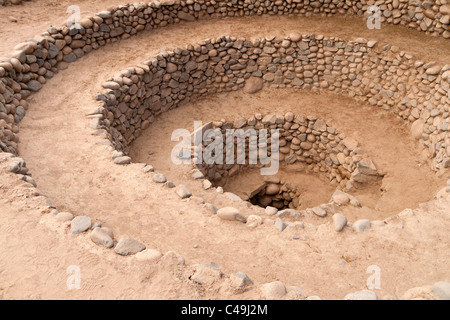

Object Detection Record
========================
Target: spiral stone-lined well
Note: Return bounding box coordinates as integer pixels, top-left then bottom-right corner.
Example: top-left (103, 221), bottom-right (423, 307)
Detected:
top-left (0, 0), bottom-right (449, 300)
top-left (0, 0), bottom-right (447, 248)
top-left (1, 1), bottom-right (450, 157)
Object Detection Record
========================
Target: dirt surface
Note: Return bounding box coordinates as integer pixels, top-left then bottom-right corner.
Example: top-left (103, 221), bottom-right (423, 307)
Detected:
top-left (0, 0), bottom-right (449, 300)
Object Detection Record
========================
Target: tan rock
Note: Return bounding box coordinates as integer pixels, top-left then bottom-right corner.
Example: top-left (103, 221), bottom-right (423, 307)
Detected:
top-left (261, 281), bottom-right (286, 299)
top-left (265, 183), bottom-right (280, 195)
top-left (246, 215), bottom-right (263, 228)
top-left (136, 249), bottom-right (162, 262)
top-left (217, 207), bottom-right (247, 223)
top-left (342, 137), bottom-right (358, 151)
top-left (191, 262), bottom-right (222, 285)
top-left (244, 77), bottom-right (264, 94)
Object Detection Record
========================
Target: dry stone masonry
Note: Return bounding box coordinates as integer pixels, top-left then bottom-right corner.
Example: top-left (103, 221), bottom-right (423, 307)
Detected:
top-left (0, 0), bottom-right (449, 300)
top-left (0, 0), bottom-right (449, 39)
top-left (247, 179), bottom-right (303, 210)
top-left (93, 32), bottom-right (449, 173)
top-left (0, 0), bottom-right (448, 240)
top-left (192, 114), bottom-right (381, 192)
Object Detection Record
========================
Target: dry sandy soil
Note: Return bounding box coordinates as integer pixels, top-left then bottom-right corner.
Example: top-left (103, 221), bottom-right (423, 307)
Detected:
top-left (0, 0), bottom-right (449, 300)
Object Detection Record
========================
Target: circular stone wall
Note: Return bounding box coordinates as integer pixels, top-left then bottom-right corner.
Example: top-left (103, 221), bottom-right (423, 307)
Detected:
top-left (0, 0), bottom-right (449, 300)
top-left (92, 34), bottom-right (449, 173)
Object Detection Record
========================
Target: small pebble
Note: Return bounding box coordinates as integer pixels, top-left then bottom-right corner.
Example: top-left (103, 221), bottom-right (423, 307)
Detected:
top-left (91, 222), bottom-right (102, 229)
top-left (166, 181), bottom-right (175, 188)
top-left (353, 219), bottom-right (371, 233)
top-left (202, 179), bottom-right (212, 190)
top-left (275, 218), bottom-right (287, 232)
top-left (333, 213), bottom-right (347, 232)
top-left (142, 165), bottom-right (154, 173)
top-left (71, 216), bottom-right (92, 234)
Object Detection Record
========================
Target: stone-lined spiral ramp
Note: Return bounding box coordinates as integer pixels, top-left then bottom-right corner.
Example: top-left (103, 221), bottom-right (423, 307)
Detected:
top-left (0, 0), bottom-right (449, 299)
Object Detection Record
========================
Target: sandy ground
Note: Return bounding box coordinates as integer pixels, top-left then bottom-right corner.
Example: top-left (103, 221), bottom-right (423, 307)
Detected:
top-left (130, 89), bottom-right (446, 221)
top-left (0, 0), bottom-right (449, 299)
top-left (1, 153), bottom-right (449, 300)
